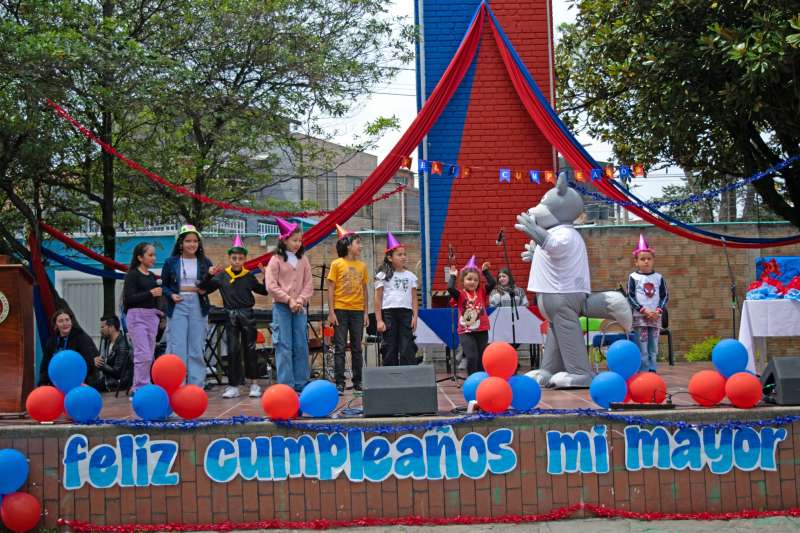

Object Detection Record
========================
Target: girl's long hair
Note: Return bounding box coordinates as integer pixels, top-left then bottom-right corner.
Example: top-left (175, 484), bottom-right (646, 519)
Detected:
top-left (50, 307), bottom-right (78, 334)
top-left (129, 242), bottom-right (154, 270)
top-left (376, 250), bottom-right (396, 282)
top-left (496, 268), bottom-right (515, 291)
top-left (276, 227), bottom-right (305, 261)
top-left (170, 231), bottom-right (207, 261)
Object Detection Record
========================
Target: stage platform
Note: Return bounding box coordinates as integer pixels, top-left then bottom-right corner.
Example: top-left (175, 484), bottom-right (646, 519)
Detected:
top-left (4, 362), bottom-right (800, 530)
top-left (2, 362), bottom-right (721, 425)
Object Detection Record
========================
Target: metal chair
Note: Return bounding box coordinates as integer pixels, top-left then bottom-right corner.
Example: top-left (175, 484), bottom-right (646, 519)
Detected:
top-left (364, 312), bottom-right (382, 366)
top-left (590, 320), bottom-right (636, 371)
top-left (660, 308), bottom-right (675, 366)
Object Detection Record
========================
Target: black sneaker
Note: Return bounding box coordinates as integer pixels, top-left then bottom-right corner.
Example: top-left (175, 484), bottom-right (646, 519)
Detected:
top-left (336, 383), bottom-right (345, 395)
top-left (353, 382), bottom-right (363, 392)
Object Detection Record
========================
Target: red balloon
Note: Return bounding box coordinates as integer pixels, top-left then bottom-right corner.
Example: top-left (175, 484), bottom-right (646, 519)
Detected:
top-left (261, 384), bottom-right (299, 420)
top-left (170, 385), bottom-right (208, 420)
top-left (151, 354), bottom-right (186, 394)
top-left (25, 386), bottom-right (64, 422)
top-left (725, 372), bottom-right (762, 409)
top-left (688, 370), bottom-right (727, 407)
top-left (476, 376), bottom-right (513, 413)
top-left (1, 492), bottom-right (41, 533)
top-left (482, 342), bottom-right (518, 379)
top-left (628, 372), bottom-right (667, 404)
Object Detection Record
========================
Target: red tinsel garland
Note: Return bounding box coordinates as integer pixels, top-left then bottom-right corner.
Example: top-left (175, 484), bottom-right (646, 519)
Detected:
top-left (56, 504), bottom-right (800, 532)
top-left (46, 99), bottom-right (406, 219)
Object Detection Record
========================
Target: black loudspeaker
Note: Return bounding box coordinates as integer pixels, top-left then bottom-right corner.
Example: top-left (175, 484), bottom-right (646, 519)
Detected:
top-left (761, 357), bottom-right (800, 405)
top-left (363, 365), bottom-right (438, 417)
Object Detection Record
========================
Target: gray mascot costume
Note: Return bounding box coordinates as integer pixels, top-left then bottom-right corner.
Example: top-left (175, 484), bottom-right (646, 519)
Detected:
top-left (515, 172), bottom-right (632, 388)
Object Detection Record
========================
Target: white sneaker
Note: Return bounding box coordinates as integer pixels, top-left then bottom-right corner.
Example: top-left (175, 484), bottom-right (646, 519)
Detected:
top-left (222, 386), bottom-right (240, 399)
top-left (249, 384), bottom-right (262, 398)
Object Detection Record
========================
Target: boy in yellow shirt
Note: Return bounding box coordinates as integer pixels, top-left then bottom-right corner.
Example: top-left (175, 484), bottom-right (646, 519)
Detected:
top-left (327, 224), bottom-right (369, 394)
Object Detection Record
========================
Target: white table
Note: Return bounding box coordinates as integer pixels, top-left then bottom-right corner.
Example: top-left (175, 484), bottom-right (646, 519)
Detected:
top-left (487, 306), bottom-right (544, 345)
top-left (738, 299), bottom-right (800, 372)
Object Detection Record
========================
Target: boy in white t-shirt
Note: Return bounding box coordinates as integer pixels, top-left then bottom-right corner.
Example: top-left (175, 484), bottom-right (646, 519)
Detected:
top-left (374, 233), bottom-right (418, 366)
top-left (627, 235), bottom-right (669, 373)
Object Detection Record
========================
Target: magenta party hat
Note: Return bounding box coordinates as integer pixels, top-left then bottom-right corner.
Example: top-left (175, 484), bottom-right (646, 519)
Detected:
top-left (274, 216), bottom-right (299, 240)
top-left (632, 234), bottom-right (654, 257)
top-left (385, 232), bottom-right (402, 253)
top-left (227, 234), bottom-right (248, 255)
top-left (461, 255), bottom-right (478, 271)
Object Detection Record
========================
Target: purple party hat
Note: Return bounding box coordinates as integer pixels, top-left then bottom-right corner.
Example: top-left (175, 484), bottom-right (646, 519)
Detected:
top-left (632, 234), bottom-right (654, 257)
top-left (385, 232), bottom-right (402, 253)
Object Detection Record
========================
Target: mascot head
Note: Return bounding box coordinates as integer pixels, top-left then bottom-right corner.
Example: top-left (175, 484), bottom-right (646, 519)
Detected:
top-left (529, 171), bottom-right (584, 229)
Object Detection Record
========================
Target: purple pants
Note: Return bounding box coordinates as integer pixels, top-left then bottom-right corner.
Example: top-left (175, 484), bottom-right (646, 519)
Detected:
top-left (127, 307), bottom-right (161, 392)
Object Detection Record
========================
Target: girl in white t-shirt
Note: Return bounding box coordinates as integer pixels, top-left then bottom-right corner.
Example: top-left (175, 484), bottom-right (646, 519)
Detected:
top-left (374, 232), bottom-right (418, 366)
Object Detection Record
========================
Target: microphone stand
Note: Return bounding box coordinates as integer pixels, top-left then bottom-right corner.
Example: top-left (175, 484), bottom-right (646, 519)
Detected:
top-left (437, 244), bottom-right (465, 386)
top-left (720, 237), bottom-right (738, 339)
top-left (497, 230), bottom-right (519, 346)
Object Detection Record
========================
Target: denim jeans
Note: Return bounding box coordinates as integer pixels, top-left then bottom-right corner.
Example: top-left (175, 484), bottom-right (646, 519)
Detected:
top-left (127, 307), bottom-right (161, 392)
top-left (167, 294), bottom-right (207, 387)
top-left (333, 309), bottom-right (364, 386)
top-left (635, 326), bottom-right (660, 372)
top-left (272, 303), bottom-right (310, 391)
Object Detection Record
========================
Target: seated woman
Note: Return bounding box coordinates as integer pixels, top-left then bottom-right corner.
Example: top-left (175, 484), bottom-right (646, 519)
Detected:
top-left (40, 308), bottom-right (100, 388)
top-left (489, 268), bottom-right (529, 308)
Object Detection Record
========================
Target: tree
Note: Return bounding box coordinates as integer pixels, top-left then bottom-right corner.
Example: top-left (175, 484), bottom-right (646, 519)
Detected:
top-left (556, 0), bottom-right (800, 228)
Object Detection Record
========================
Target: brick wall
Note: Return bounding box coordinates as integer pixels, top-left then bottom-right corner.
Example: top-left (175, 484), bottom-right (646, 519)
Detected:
top-left (581, 223), bottom-right (800, 357)
top-left (418, 0), bottom-right (555, 297)
top-left (10, 412), bottom-right (800, 528)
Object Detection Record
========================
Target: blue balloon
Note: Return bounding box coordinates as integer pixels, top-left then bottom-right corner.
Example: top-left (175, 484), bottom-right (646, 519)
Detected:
top-left (132, 385), bottom-right (170, 421)
top-left (0, 449), bottom-right (29, 495)
top-left (606, 340), bottom-right (641, 380)
top-left (299, 380), bottom-right (339, 417)
top-left (508, 375), bottom-right (541, 411)
top-left (712, 339), bottom-right (749, 378)
top-left (48, 350), bottom-right (87, 393)
top-left (64, 386), bottom-right (103, 423)
top-left (463, 371), bottom-right (489, 403)
top-left (589, 371), bottom-right (627, 409)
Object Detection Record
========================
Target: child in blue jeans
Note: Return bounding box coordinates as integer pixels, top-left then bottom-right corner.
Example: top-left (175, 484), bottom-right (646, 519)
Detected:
top-left (627, 234), bottom-right (669, 372)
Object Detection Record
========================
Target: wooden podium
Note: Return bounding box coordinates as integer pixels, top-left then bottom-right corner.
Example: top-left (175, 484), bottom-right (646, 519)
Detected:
top-left (0, 265), bottom-right (35, 413)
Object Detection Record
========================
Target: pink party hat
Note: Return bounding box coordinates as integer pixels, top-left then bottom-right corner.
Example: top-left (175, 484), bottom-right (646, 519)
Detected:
top-left (632, 234), bottom-right (654, 257)
top-left (228, 234), bottom-right (248, 255)
top-left (274, 216), bottom-right (299, 240)
top-left (336, 224), bottom-right (354, 240)
top-left (385, 232), bottom-right (402, 253)
top-left (461, 255), bottom-right (478, 271)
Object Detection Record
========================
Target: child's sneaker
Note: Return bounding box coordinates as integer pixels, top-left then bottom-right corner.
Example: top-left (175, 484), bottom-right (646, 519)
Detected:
top-left (249, 384), bottom-right (262, 398)
top-left (222, 386), bottom-right (240, 399)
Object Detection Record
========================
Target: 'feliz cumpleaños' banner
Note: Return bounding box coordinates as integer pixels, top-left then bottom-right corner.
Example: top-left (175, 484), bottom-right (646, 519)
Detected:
top-left (61, 424), bottom-right (787, 489)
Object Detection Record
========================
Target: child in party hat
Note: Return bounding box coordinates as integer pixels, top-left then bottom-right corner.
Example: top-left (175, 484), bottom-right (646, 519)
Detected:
top-left (374, 232), bottom-right (418, 366)
top-left (199, 234), bottom-right (268, 398)
top-left (447, 255), bottom-right (495, 375)
top-left (266, 217), bottom-right (313, 393)
top-left (327, 223), bottom-right (369, 394)
top-left (627, 234), bottom-right (669, 372)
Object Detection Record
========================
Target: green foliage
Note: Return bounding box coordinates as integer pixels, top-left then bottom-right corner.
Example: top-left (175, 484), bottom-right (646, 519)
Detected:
top-left (684, 337), bottom-right (721, 362)
top-left (556, 0), bottom-right (800, 228)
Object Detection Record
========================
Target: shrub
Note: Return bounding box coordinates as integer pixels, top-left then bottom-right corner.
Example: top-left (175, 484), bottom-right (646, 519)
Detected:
top-left (684, 337), bottom-right (720, 362)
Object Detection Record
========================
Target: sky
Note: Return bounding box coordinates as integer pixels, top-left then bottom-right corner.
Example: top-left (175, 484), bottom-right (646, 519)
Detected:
top-left (328, 0), bottom-right (684, 200)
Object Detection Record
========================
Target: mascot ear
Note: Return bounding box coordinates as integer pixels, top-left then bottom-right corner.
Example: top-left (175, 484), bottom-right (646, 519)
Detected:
top-left (556, 171), bottom-right (569, 196)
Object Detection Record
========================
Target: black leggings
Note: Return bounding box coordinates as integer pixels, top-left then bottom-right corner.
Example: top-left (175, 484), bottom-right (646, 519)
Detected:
top-left (460, 330), bottom-right (488, 375)
top-left (380, 308), bottom-right (416, 366)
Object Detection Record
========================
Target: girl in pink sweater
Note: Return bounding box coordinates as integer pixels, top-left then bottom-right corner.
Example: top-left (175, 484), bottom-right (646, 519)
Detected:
top-left (266, 218), bottom-right (314, 392)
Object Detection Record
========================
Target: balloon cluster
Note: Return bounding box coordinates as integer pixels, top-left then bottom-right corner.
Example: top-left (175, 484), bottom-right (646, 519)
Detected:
top-left (0, 449), bottom-right (41, 532)
top-left (689, 339), bottom-right (761, 409)
top-left (261, 380), bottom-right (339, 420)
top-left (26, 350), bottom-right (103, 423)
top-left (135, 355), bottom-right (208, 420)
top-left (589, 340), bottom-right (667, 408)
top-left (462, 343), bottom-right (541, 413)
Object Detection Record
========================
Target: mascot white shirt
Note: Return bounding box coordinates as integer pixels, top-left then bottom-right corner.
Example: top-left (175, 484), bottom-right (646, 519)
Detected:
top-left (527, 224), bottom-right (591, 295)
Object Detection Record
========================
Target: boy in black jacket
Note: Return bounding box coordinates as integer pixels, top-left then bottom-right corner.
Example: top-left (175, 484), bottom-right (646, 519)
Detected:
top-left (95, 315), bottom-right (133, 392)
top-left (199, 235), bottom-right (268, 399)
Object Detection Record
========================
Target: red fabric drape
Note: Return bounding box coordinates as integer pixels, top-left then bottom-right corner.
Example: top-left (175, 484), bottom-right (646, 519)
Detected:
top-left (40, 222), bottom-right (129, 272)
top-left (28, 231), bottom-right (57, 321)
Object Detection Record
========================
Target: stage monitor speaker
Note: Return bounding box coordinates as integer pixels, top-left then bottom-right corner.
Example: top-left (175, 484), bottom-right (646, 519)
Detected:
top-left (761, 357), bottom-right (800, 405)
top-left (363, 365), bottom-right (438, 417)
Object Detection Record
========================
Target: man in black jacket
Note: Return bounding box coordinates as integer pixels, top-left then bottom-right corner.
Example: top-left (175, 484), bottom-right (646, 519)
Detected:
top-left (94, 315), bottom-right (133, 393)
